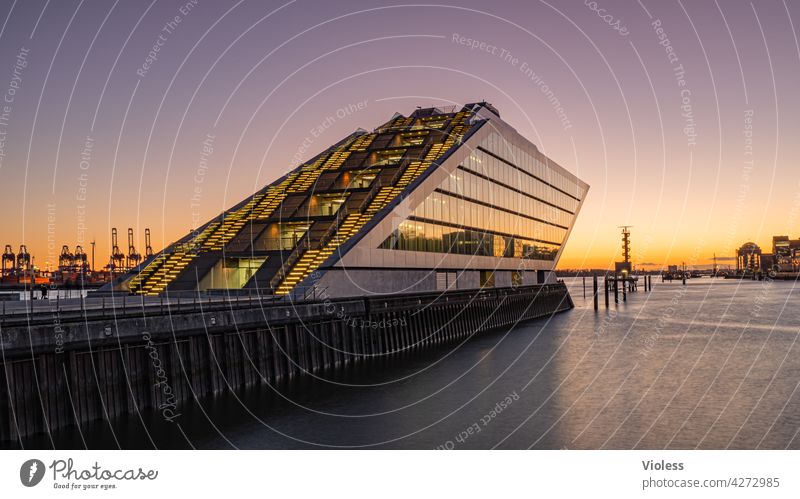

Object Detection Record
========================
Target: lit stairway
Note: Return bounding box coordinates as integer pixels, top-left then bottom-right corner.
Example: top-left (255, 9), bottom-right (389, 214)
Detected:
top-left (286, 150), bottom-right (348, 194)
top-left (365, 187), bottom-right (403, 214)
top-left (140, 249), bottom-right (197, 295)
top-left (129, 223), bottom-right (219, 295)
top-left (350, 134), bottom-right (374, 151)
top-left (205, 193), bottom-right (266, 250)
top-left (274, 213), bottom-right (369, 295)
top-left (126, 252), bottom-right (168, 292)
top-left (395, 161), bottom-right (428, 187)
top-left (273, 249), bottom-right (320, 294)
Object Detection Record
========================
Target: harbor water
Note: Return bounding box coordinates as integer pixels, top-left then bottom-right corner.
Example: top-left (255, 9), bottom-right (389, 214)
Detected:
top-left (16, 277), bottom-right (800, 449)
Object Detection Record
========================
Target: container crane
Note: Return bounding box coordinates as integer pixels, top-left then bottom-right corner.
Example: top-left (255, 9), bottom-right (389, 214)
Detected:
top-left (109, 228), bottom-right (125, 271)
top-left (74, 245), bottom-right (89, 273)
top-left (144, 228), bottom-right (153, 258)
top-left (58, 245), bottom-right (74, 272)
top-left (126, 228), bottom-right (141, 270)
top-left (2, 245), bottom-right (14, 276)
top-left (16, 245), bottom-right (31, 273)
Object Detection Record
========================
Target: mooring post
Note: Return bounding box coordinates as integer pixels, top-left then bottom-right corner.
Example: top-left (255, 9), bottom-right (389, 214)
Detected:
top-left (593, 275), bottom-right (598, 310)
top-left (583, 276), bottom-right (586, 299)
top-left (682, 275), bottom-right (686, 285)
top-left (623, 276), bottom-right (627, 302)
top-left (614, 274), bottom-right (619, 304)
top-left (604, 275), bottom-right (609, 308)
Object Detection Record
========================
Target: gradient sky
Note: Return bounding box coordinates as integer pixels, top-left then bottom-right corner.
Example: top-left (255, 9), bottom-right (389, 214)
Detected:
top-left (0, 0), bottom-right (798, 271)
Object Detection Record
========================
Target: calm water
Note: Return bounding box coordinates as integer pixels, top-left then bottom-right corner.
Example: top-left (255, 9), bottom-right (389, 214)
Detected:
top-left (24, 277), bottom-right (800, 449)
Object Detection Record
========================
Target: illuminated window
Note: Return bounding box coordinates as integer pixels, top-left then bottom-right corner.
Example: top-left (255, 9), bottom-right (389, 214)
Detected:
top-left (396, 131), bottom-right (428, 146)
top-left (308, 194), bottom-right (347, 216)
top-left (259, 223), bottom-right (310, 251)
top-left (201, 257), bottom-right (267, 289)
top-left (341, 170), bottom-right (378, 189)
top-left (367, 149), bottom-right (406, 166)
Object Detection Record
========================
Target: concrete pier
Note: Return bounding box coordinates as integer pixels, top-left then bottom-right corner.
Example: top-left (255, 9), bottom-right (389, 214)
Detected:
top-left (0, 283), bottom-right (572, 442)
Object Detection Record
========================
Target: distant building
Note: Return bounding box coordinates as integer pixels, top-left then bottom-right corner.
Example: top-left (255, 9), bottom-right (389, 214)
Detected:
top-left (772, 235), bottom-right (800, 271)
top-left (114, 103), bottom-right (588, 297)
top-left (736, 242), bottom-right (762, 273)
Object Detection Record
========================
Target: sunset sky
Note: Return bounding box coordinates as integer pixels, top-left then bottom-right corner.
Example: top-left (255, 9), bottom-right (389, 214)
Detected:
top-left (0, 0), bottom-right (798, 271)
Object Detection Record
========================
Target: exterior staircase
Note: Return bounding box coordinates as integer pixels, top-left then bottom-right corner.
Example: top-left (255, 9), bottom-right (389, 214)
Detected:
top-left (128, 222), bottom-right (219, 295)
top-left (272, 113), bottom-right (473, 295)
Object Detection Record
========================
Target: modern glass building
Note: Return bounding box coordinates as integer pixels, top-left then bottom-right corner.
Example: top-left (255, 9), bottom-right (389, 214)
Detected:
top-left (119, 102), bottom-right (588, 297)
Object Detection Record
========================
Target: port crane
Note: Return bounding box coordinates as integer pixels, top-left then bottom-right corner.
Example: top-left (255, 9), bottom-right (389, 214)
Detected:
top-left (126, 228), bottom-right (141, 270)
top-left (16, 245), bottom-right (31, 273)
top-left (74, 246), bottom-right (89, 273)
top-left (58, 245), bottom-right (74, 272)
top-left (109, 228), bottom-right (126, 271)
top-left (2, 245), bottom-right (14, 276)
top-left (144, 228), bottom-right (153, 258)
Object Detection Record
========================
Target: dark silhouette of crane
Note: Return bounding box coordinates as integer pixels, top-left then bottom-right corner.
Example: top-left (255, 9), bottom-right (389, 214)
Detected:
top-left (126, 228), bottom-right (141, 270)
top-left (58, 245), bottom-right (74, 272)
top-left (109, 228), bottom-right (125, 272)
top-left (16, 245), bottom-right (30, 273)
top-left (74, 245), bottom-right (88, 273)
top-left (2, 245), bottom-right (14, 277)
top-left (144, 228), bottom-right (153, 258)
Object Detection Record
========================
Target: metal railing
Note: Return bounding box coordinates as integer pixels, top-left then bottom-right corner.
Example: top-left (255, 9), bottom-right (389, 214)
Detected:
top-left (0, 282), bottom-right (570, 329)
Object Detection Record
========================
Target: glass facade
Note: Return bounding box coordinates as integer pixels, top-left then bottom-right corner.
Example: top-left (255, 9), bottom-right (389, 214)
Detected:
top-left (379, 132), bottom-right (583, 262)
top-left (480, 132), bottom-right (587, 201)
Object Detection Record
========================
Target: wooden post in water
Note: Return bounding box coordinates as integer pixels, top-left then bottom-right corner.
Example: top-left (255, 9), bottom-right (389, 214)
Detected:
top-left (583, 276), bottom-right (586, 299)
top-left (604, 275), bottom-right (609, 308)
top-left (593, 275), bottom-right (598, 310)
top-left (622, 276), bottom-right (627, 302)
top-left (614, 274), bottom-right (619, 304)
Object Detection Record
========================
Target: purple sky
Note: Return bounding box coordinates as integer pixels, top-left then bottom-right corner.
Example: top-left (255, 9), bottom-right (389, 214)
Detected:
top-left (0, 0), bottom-right (798, 269)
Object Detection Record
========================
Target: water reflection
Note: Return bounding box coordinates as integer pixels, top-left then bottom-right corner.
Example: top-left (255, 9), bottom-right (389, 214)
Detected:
top-left (13, 277), bottom-right (800, 449)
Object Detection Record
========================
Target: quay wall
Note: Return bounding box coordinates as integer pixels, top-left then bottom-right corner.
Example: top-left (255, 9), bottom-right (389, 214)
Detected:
top-left (0, 283), bottom-right (572, 442)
